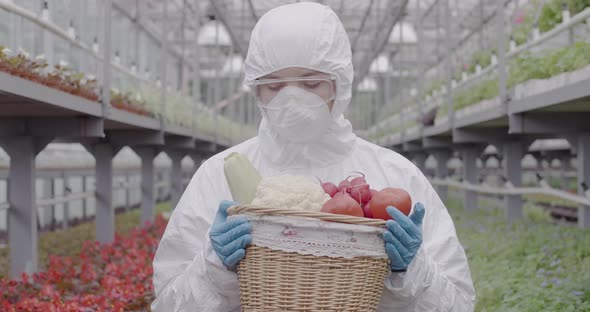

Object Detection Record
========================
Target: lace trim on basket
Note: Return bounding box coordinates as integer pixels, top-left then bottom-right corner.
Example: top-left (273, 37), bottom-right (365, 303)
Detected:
top-left (252, 236), bottom-right (389, 259)
top-left (241, 215), bottom-right (389, 259)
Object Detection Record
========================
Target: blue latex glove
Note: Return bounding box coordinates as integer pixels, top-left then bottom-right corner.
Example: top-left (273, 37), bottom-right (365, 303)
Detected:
top-left (209, 200), bottom-right (252, 269)
top-left (382, 202), bottom-right (426, 272)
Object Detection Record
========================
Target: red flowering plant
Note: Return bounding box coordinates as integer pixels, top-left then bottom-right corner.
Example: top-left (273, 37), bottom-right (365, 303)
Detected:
top-left (0, 216), bottom-right (168, 311)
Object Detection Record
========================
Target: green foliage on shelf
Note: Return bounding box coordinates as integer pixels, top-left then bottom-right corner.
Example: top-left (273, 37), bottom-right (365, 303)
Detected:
top-left (376, 95), bottom-right (418, 127)
top-left (525, 193), bottom-right (580, 208)
top-left (452, 78), bottom-right (499, 111)
top-left (140, 85), bottom-right (164, 117)
top-left (539, 0), bottom-right (566, 33)
top-left (369, 112), bottom-right (420, 142)
top-left (448, 196), bottom-right (590, 312)
top-left (508, 41), bottom-right (590, 88)
top-left (467, 51), bottom-right (493, 74)
top-left (568, 0), bottom-right (590, 15)
top-left (454, 68), bottom-right (463, 82)
top-left (423, 79), bottom-right (445, 99)
top-left (511, 0), bottom-right (589, 45)
top-left (166, 91), bottom-right (194, 128)
top-left (435, 103), bottom-right (449, 121)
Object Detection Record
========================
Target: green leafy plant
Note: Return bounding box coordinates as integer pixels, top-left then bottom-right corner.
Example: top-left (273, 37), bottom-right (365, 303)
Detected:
top-left (447, 195), bottom-right (590, 312)
top-left (423, 79), bottom-right (445, 99)
top-left (539, 0), bottom-right (566, 33)
top-left (508, 41), bottom-right (590, 88)
top-left (452, 78), bottom-right (499, 111)
top-left (523, 202), bottom-right (553, 223)
top-left (166, 90), bottom-right (194, 127)
top-left (468, 51), bottom-right (493, 74)
top-left (435, 103), bottom-right (449, 121)
top-left (567, 0), bottom-right (590, 15)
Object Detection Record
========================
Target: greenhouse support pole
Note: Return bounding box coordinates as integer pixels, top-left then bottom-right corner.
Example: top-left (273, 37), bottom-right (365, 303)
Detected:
top-left (536, 156), bottom-right (544, 171)
top-left (136, 147), bottom-right (157, 224)
top-left (81, 175), bottom-right (88, 219)
top-left (9, 7), bottom-right (21, 53)
top-left (168, 150), bottom-right (185, 209)
top-left (1, 137), bottom-right (51, 278)
top-left (125, 171), bottom-right (132, 211)
top-left (62, 172), bottom-right (70, 229)
top-left (43, 178), bottom-right (55, 229)
top-left (434, 150), bottom-right (451, 202)
top-left (413, 153), bottom-right (427, 173)
top-left (416, 0), bottom-right (425, 117)
top-left (102, 0), bottom-right (112, 117)
top-left (443, 0), bottom-right (454, 126)
top-left (496, 0), bottom-right (507, 108)
top-left (79, 2), bottom-right (89, 74)
top-left (133, 2), bottom-right (141, 75)
top-left (461, 146), bottom-right (479, 212)
top-left (159, 0), bottom-right (169, 131)
top-left (93, 143), bottom-right (117, 243)
top-left (478, 0), bottom-right (485, 50)
top-left (578, 133), bottom-right (590, 228)
top-left (192, 14), bottom-right (201, 136)
top-left (560, 155), bottom-right (572, 190)
top-left (213, 21), bottom-right (221, 145)
top-left (192, 55), bottom-right (201, 135)
top-left (40, 3), bottom-right (54, 68)
top-left (191, 153), bottom-right (203, 174)
top-left (503, 141), bottom-right (523, 222)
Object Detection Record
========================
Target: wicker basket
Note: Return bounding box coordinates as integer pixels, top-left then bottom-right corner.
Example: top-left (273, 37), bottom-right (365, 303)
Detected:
top-left (227, 205), bottom-right (390, 312)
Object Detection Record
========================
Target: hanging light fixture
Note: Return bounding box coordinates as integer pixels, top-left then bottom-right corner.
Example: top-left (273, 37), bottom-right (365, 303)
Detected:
top-left (369, 54), bottom-right (392, 74)
top-left (197, 15), bottom-right (232, 71)
top-left (389, 21), bottom-right (418, 44)
top-left (358, 77), bottom-right (378, 92)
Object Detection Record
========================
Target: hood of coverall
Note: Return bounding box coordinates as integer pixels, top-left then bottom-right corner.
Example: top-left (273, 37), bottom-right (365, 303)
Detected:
top-left (244, 2), bottom-right (357, 168)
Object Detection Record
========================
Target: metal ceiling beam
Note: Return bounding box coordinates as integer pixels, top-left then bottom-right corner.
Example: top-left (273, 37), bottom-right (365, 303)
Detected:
top-left (354, 1), bottom-right (408, 87)
top-left (454, 0), bottom-right (511, 51)
top-left (350, 0), bottom-right (375, 53)
top-left (421, 0), bottom-right (441, 20)
top-left (422, 0), bottom-right (511, 75)
top-left (337, 0), bottom-right (346, 19)
top-left (209, 0), bottom-right (248, 57)
top-left (112, 1), bottom-right (198, 72)
top-left (247, 0), bottom-right (259, 20)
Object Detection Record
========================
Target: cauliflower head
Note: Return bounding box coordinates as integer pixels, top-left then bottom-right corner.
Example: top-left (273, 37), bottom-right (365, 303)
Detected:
top-left (251, 175), bottom-right (330, 211)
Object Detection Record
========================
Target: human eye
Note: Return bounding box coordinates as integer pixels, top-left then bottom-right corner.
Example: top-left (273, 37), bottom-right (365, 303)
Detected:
top-left (265, 82), bottom-right (284, 91)
top-left (303, 81), bottom-right (321, 89)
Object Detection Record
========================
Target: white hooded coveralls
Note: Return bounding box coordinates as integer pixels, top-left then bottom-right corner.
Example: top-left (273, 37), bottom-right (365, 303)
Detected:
top-left (152, 3), bottom-right (475, 311)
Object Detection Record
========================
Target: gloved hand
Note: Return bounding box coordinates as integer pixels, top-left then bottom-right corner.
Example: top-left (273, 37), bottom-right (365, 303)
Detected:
top-left (209, 200), bottom-right (252, 269)
top-left (382, 202), bottom-right (425, 272)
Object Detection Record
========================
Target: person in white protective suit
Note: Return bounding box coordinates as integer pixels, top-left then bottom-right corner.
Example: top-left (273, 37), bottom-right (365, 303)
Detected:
top-left (151, 2), bottom-right (475, 311)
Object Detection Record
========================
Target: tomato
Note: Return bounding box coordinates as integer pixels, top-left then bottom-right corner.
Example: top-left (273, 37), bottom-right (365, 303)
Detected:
top-left (369, 188), bottom-right (412, 220)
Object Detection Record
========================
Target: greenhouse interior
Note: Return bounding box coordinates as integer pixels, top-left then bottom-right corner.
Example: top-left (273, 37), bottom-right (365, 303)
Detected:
top-left (0, 0), bottom-right (589, 310)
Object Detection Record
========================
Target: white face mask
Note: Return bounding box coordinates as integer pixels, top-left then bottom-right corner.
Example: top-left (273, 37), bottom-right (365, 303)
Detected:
top-left (260, 86), bottom-right (333, 143)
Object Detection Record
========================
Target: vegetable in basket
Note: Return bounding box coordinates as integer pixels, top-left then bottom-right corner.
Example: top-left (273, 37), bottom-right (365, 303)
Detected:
top-left (318, 173), bottom-right (413, 221)
top-left (251, 175), bottom-right (331, 211)
top-left (224, 152), bottom-right (262, 204)
top-left (225, 152), bottom-right (330, 211)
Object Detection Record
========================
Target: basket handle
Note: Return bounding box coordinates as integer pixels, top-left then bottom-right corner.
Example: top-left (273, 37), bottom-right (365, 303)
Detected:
top-left (227, 205), bottom-right (387, 226)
